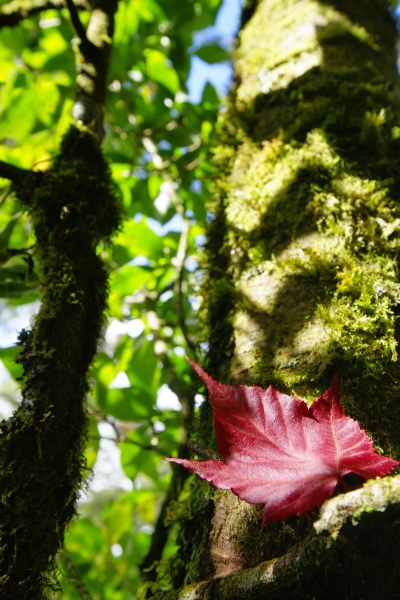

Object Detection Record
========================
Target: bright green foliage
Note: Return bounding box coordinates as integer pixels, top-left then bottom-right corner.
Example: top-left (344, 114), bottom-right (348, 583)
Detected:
top-left (0, 0), bottom-right (226, 598)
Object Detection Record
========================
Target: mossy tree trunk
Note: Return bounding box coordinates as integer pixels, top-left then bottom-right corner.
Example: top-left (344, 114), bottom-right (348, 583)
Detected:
top-left (0, 2), bottom-right (119, 598)
top-left (143, 0), bottom-right (400, 598)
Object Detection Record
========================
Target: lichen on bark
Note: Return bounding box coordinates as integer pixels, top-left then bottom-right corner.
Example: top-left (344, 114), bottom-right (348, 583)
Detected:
top-left (0, 126), bottom-right (121, 599)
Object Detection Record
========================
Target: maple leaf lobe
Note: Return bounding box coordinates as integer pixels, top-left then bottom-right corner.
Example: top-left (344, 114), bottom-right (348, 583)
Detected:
top-left (167, 361), bottom-right (399, 525)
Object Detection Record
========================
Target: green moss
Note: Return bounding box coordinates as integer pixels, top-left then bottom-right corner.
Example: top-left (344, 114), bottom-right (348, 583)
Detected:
top-left (211, 0), bottom-right (400, 595)
top-left (0, 127), bottom-right (121, 599)
top-left (149, 1), bottom-right (400, 597)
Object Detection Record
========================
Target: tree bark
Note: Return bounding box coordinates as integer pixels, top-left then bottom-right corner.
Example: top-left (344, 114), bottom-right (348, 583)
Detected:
top-left (142, 0), bottom-right (400, 598)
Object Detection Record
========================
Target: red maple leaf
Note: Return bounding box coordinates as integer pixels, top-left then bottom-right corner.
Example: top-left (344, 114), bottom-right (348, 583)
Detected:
top-left (167, 360), bottom-right (399, 525)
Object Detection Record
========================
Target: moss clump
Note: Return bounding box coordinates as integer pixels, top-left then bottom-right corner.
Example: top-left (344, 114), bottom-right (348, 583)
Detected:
top-left (0, 126), bottom-right (121, 599)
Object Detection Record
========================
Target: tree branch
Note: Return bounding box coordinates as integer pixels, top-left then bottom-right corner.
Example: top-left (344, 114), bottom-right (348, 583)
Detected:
top-left (0, 187), bottom-right (11, 207)
top-left (70, 0), bottom-right (118, 141)
top-left (60, 551), bottom-right (93, 600)
top-left (174, 217), bottom-right (196, 352)
top-left (88, 435), bottom-right (166, 456)
top-left (64, 0), bottom-right (87, 42)
top-left (0, 127), bottom-right (122, 599)
top-left (157, 474), bottom-right (400, 600)
top-left (89, 411), bottom-right (167, 455)
top-left (131, 136), bottom-right (198, 352)
top-left (0, 0), bottom-right (89, 29)
top-left (0, 160), bottom-right (33, 183)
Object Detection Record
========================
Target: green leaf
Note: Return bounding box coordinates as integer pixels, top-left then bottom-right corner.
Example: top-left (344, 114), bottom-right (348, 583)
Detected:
top-left (202, 81), bottom-right (220, 105)
top-left (105, 387), bottom-right (155, 421)
top-left (134, 0), bottom-right (165, 22)
top-left (145, 49), bottom-right (180, 94)
top-left (0, 89), bottom-right (37, 140)
top-left (38, 29), bottom-right (68, 56)
top-left (123, 339), bottom-right (160, 395)
top-left (133, 489), bottom-right (157, 523)
top-left (0, 280), bottom-right (38, 299)
top-left (121, 443), bottom-right (159, 481)
top-left (110, 264), bottom-right (153, 295)
top-left (148, 175), bottom-right (163, 200)
top-left (0, 218), bottom-right (18, 252)
top-left (102, 493), bottom-right (134, 545)
top-left (114, 1), bottom-right (139, 44)
top-left (129, 531), bottom-right (152, 563)
top-left (85, 416), bottom-right (100, 470)
top-left (114, 218), bottom-right (164, 259)
top-left (0, 346), bottom-right (23, 381)
top-left (194, 44), bottom-right (230, 64)
top-left (65, 519), bottom-right (104, 560)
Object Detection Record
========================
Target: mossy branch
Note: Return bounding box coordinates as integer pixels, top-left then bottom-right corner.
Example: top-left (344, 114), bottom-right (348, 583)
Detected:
top-left (65, 0), bottom-right (87, 43)
top-left (69, 0), bottom-right (118, 141)
top-left (0, 160), bottom-right (35, 184)
top-left (0, 127), bottom-right (121, 599)
top-left (154, 475), bottom-right (400, 600)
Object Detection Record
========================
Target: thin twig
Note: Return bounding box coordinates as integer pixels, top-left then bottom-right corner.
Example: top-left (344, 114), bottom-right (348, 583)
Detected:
top-left (140, 357), bottom-right (195, 579)
top-left (0, 246), bottom-right (36, 266)
top-left (88, 434), bottom-right (166, 456)
top-left (64, 0), bottom-right (87, 42)
top-left (187, 439), bottom-right (223, 461)
top-left (174, 218), bottom-right (196, 351)
top-left (89, 410), bottom-right (168, 455)
top-left (128, 134), bottom-right (198, 352)
top-left (60, 550), bottom-right (93, 600)
top-left (0, 187), bottom-right (11, 207)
